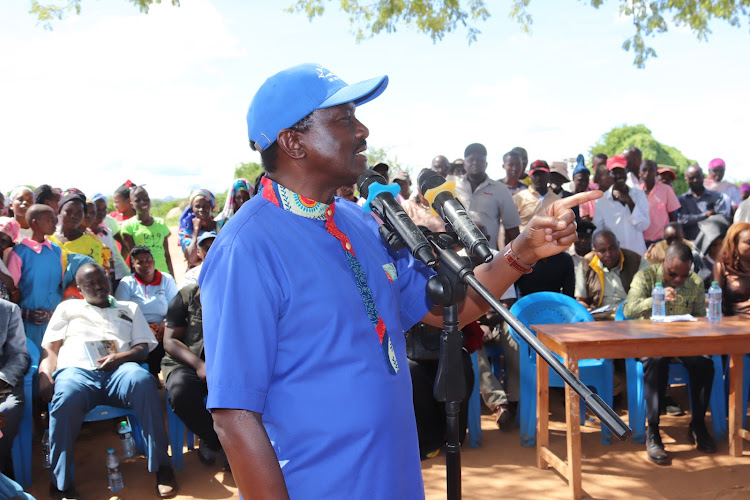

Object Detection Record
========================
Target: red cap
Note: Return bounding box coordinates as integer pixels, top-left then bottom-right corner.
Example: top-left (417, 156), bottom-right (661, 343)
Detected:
top-left (529, 160), bottom-right (550, 173)
top-left (606, 155), bottom-right (627, 170)
top-left (657, 168), bottom-right (676, 181)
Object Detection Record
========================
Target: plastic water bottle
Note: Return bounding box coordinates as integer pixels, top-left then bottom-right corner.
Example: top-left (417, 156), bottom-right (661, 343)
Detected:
top-left (652, 281), bottom-right (666, 321)
top-left (119, 420), bottom-right (136, 458)
top-left (42, 430), bottom-right (51, 469)
top-left (106, 449), bottom-right (124, 492)
top-left (708, 281), bottom-right (722, 322)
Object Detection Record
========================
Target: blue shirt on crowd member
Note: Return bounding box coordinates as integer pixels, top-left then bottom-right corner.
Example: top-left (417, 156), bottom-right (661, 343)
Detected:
top-left (114, 271), bottom-right (178, 324)
top-left (200, 179), bottom-right (434, 500)
top-left (678, 188), bottom-right (729, 241)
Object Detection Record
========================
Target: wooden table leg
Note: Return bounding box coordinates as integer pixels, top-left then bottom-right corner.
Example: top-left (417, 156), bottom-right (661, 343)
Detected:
top-left (729, 353), bottom-right (743, 457)
top-left (564, 353), bottom-right (583, 499)
top-left (537, 353), bottom-right (550, 469)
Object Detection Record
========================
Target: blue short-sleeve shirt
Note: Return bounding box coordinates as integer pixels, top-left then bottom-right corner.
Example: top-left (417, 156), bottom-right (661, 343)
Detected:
top-left (200, 182), bottom-right (434, 499)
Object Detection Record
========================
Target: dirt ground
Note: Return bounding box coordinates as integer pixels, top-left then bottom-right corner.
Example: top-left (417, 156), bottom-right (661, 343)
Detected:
top-left (20, 230), bottom-right (750, 499)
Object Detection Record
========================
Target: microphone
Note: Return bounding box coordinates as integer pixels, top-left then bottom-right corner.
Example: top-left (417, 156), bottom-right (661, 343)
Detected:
top-left (418, 170), bottom-right (493, 263)
top-left (357, 169), bottom-right (437, 267)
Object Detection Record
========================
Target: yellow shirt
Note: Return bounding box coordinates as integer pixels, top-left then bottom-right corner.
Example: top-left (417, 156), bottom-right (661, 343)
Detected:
top-left (49, 233), bottom-right (105, 268)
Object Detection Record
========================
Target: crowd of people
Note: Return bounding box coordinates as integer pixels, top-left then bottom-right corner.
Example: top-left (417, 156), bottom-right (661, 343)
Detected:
top-left (0, 180), bottom-right (253, 498)
top-left (0, 69), bottom-right (749, 496)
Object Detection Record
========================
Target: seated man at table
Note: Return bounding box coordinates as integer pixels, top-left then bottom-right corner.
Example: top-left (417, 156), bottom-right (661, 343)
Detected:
top-left (39, 263), bottom-right (177, 499)
top-left (622, 242), bottom-right (716, 464)
top-left (575, 230), bottom-right (646, 317)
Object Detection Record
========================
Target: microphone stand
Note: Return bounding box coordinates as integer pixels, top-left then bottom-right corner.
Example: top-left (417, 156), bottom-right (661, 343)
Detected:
top-left (372, 218), bottom-right (631, 500)
top-left (423, 232), bottom-right (631, 500)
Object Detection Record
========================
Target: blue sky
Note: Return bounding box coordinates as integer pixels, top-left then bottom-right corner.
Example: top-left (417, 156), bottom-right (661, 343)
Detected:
top-left (1, 0), bottom-right (748, 198)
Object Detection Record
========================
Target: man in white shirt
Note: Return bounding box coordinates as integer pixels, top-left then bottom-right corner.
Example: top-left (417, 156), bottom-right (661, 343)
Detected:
top-left (39, 263), bottom-right (177, 499)
top-left (454, 143), bottom-right (521, 250)
top-left (593, 155), bottom-right (650, 254)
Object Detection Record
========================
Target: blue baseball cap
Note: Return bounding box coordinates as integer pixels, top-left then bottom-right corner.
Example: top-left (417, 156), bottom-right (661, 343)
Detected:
top-left (197, 231), bottom-right (217, 246)
top-left (247, 63), bottom-right (388, 152)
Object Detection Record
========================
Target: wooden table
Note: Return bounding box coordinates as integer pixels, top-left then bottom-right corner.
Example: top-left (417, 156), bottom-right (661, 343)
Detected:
top-left (533, 318), bottom-right (750, 499)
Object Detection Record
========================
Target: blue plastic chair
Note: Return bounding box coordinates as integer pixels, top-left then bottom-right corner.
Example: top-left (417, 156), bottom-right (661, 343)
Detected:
top-left (617, 302), bottom-right (727, 443)
top-left (10, 338), bottom-right (39, 488)
top-left (467, 352), bottom-right (482, 448)
top-left (165, 388), bottom-right (195, 470)
top-left (508, 292), bottom-right (613, 447)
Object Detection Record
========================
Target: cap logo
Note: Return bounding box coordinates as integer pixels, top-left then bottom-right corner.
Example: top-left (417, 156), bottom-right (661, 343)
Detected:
top-left (315, 64), bottom-right (340, 82)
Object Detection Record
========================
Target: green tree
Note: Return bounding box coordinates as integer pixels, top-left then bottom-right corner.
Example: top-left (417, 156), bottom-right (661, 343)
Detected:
top-left (30, 0), bottom-right (178, 28)
top-left (365, 146), bottom-right (404, 173)
top-left (589, 124), bottom-right (694, 194)
top-left (288, 0), bottom-right (750, 68)
top-left (234, 161), bottom-right (264, 185)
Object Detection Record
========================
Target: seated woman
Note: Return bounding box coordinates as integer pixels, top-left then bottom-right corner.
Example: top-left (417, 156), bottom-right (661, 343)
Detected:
top-left (48, 191), bottom-right (105, 269)
top-left (714, 222), bottom-right (750, 319)
top-left (115, 246), bottom-right (178, 379)
top-left (178, 189), bottom-right (217, 269)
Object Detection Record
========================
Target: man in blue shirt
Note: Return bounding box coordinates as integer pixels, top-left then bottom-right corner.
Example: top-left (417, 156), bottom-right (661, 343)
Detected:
top-left (199, 63), bottom-right (601, 499)
top-left (678, 165), bottom-right (730, 240)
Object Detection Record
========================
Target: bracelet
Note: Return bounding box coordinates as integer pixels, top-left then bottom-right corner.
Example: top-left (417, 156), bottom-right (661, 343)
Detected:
top-left (503, 242), bottom-right (534, 274)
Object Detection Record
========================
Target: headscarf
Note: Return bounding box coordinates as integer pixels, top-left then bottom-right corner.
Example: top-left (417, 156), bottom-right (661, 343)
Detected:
top-left (59, 190), bottom-right (87, 213)
top-left (92, 193), bottom-right (107, 203)
top-left (215, 178), bottom-right (253, 225)
top-left (573, 154), bottom-right (590, 176)
top-left (178, 189), bottom-right (216, 246)
top-left (9, 186), bottom-right (35, 204)
top-left (0, 217), bottom-right (20, 242)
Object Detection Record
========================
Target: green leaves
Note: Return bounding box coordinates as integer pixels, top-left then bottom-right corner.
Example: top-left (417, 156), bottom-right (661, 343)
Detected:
top-left (29, 0), bottom-right (180, 29)
top-left (286, 0), bottom-right (750, 67)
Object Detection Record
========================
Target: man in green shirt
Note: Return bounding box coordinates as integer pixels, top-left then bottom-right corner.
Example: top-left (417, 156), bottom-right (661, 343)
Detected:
top-left (623, 242), bottom-right (715, 465)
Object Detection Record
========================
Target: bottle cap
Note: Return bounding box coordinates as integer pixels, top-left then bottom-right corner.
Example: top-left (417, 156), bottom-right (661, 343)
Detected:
top-left (108, 448), bottom-right (115, 453)
top-left (711, 281), bottom-right (719, 285)
top-left (655, 282), bottom-right (662, 286)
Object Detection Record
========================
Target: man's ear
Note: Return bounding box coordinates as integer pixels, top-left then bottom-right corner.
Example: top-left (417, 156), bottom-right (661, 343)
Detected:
top-left (277, 129), bottom-right (306, 160)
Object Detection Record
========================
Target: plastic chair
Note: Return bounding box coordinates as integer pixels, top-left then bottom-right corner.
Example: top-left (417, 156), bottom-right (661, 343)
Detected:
top-left (467, 353), bottom-right (482, 448)
top-left (10, 338), bottom-right (39, 488)
top-left (165, 388), bottom-right (195, 470)
top-left (617, 304), bottom-right (727, 443)
top-left (508, 292), bottom-right (613, 447)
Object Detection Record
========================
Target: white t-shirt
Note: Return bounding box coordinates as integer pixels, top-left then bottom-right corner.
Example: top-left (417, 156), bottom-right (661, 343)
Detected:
top-left (42, 297), bottom-right (157, 371)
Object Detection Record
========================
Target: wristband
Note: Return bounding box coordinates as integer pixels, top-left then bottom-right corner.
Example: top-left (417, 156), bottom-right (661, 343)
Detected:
top-left (503, 242), bottom-right (534, 274)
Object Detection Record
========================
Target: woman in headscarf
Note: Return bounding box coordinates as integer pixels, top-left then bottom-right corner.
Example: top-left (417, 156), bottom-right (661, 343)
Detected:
top-left (48, 190), bottom-right (106, 269)
top-left (8, 187), bottom-right (35, 242)
top-left (179, 189), bottom-right (217, 268)
top-left (215, 178), bottom-right (253, 230)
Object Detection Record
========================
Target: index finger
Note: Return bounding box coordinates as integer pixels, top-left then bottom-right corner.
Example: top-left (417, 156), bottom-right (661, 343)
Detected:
top-left (556, 190), bottom-right (603, 210)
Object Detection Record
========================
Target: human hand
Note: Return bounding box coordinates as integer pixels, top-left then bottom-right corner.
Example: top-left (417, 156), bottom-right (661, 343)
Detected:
top-left (512, 191), bottom-right (603, 264)
top-left (196, 361), bottom-right (207, 383)
top-left (664, 287), bottom-right (677, 302)
top-left (705, 210), bottom-right (716, 217)
top-left (97, 353), bottom-right (124, 371)
top-left (612, 189), bottom-right (632, 206)
top-left (192, 217), bottom-right (202, 235)
top-left (39, 373), bottom-right (55, 403)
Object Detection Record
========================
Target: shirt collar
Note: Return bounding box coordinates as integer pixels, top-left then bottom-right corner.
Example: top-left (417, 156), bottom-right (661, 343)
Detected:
top-left (260, 176), bottom-right (330, 221)
top-left (20, 237), bottom-right (53, 254)
top-left (134, 270), bottom-right (162, 286)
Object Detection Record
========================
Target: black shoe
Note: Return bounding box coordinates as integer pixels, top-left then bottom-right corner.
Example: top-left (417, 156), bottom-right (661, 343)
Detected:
top-left (664, 395), bottom-right (684, 416)
top-left (687, 421), bottom-right (717, 453)
top-left (495, 404), bottom-right (513, 431)
top-left (156, 466), bottom-right (179, 498)
top-left (49, 482), bottom-right (81, 500)
top-left (197, 440), bottom-right (217, 466)
top-left (646, 427), bottom-right (670, 465)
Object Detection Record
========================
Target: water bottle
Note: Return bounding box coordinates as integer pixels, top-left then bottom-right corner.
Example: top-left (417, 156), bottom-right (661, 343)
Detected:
top-left (42, 430), bottom-right (51, 469)
top-left (119, 420), bottom-right (136, 458)
top-left (708, 281), bottom-right (722, 322)
top-left (652, 281), bottom-right (666, 321)
top-left (106, 449), bottom-right (124, 492)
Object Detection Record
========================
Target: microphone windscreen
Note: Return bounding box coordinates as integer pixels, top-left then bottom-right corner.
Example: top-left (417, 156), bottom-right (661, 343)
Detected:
top-left (417, 169), bottom-right (445, 195)
top-left (356, 169), bottom-right (385, 199)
